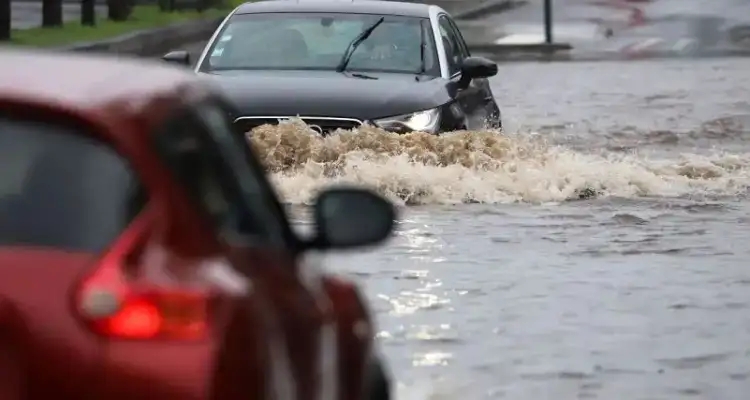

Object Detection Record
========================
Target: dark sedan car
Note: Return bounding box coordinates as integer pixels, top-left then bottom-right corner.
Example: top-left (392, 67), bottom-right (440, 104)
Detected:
top-left (163, 0), bottom-right (503, 135)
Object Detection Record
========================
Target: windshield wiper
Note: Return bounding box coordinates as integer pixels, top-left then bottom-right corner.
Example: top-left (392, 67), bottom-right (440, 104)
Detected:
top-left (349, 72), bottom-right (379, 80)
top-left (335, 17), bottom-right (385, 73)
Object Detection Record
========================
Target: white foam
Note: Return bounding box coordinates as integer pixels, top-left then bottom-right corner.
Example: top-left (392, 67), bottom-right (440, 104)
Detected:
top-left (248, 119), bottom-right (750, 205)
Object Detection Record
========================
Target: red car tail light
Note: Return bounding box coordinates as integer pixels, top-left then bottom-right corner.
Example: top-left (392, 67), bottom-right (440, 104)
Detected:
top-left (78, 286), bottom-right (210, 340)
top-left (78, 282), bottom-right (210, 340)
top-left (74, 210), bottom-right (212, 341)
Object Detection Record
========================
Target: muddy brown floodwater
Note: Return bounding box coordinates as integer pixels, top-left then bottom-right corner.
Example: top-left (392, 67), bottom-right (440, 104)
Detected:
top-left (242, 57), bottom-right (750, 399)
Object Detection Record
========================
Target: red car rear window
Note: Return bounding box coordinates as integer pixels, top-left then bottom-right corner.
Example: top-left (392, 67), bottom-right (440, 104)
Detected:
top-left (0, 117), bottom-right (145, 252)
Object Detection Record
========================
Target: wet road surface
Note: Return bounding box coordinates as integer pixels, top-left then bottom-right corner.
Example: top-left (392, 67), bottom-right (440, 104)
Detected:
top-left (464, 0), bottom-right (750, 59)
top-left (180, 37), bottom-right (750, 398)
top-left (265, 58), bottom-right (750, 399)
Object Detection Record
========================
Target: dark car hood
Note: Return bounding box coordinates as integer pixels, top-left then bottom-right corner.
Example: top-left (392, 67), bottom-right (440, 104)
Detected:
top-left (203, 70), bottom-right (452, 121)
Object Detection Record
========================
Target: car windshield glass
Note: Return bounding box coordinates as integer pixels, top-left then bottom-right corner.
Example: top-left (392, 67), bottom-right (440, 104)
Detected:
top-left (0, 117), bottom-right (143, 252)
top-left (202, 12), bottom-right (440, 76)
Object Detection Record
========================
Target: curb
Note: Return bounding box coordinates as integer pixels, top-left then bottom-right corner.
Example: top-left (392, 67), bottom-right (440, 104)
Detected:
top-left (453, 0), bottom-right (527, 20)
top-left (472, 47), bottom-right (750, 63)
top-left (468, 42), bottom-right (574, 61)
top-left (57, 15), bottom-right (223, 57)
top-left (468, 42), bottom-right (573, 53)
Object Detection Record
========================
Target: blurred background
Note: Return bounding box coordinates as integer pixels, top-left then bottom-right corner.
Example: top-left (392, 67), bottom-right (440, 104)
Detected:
top-left (4, 0), bottom-right (750, 399)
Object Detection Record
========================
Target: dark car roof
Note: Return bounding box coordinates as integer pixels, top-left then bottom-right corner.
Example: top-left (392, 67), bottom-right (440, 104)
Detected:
top-left (235, 0), bottom-right (433, 18)
top-left (0, 47), bottom-right (211, 135)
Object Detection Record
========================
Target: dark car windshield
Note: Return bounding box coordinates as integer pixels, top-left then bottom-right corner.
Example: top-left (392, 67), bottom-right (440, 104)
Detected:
top-left (0, 117), bottom-right (144, 252)
top-left (200, 12), bottom-right (440, 76)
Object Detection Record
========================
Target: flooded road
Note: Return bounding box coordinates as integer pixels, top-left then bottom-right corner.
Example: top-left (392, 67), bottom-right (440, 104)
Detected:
top-left (468, 0), bottom-right (750, 59)
top-left (247, 57), bottom-right (750, 399)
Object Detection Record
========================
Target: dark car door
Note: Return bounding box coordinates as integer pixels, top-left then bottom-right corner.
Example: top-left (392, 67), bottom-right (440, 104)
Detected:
top-left (154, 100), bottom-right (336, 400)
top-left (437, 14), bottom-right (492, 130)
top-left (447, 15), bottom-right (497, 124)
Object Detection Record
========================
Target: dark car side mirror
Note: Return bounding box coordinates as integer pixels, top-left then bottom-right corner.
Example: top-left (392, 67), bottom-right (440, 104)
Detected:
top-left (162, 50), bottom-right (191, 66)
top-left (307, 187), bottom-right (397, 251)
top-left (458, 56), bottom-right (498, 88)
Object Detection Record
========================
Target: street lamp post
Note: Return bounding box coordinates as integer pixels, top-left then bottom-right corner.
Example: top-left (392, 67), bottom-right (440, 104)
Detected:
top-left (544, 0), bottom-right (553, 44)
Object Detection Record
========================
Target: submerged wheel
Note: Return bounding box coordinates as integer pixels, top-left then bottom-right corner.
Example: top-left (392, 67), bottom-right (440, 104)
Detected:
top-left (487, 105), bottom-right (503, 130)
top-left (488, 117), bottom-right (503, 130)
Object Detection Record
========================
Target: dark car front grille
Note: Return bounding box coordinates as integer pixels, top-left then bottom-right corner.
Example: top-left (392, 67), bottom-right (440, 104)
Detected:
top-left (234, 116), bottom-right (363, 136)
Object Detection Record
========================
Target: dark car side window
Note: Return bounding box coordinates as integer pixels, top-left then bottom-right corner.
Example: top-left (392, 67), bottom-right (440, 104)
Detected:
top-left (446, 17), bottom-right (471, 58)
top-left (0, 116), bottom-right (146, 252)
top-left (438, 15), bottom-right (466, 75)
top-left (154, 101), bottom-right (291, 249)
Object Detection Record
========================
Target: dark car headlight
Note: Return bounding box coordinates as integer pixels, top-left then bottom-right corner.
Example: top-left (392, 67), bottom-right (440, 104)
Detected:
top-left (372, 107), bottom-right (441, 134)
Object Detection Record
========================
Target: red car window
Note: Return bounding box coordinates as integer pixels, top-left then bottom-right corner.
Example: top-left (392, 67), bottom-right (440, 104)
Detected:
top-left (0, 116), bottom-right (145, 252)
top-left (154, 104), bottom-right (271, 241)
top-left (195, 102), bottom-right (295, 248)
top-left (154, 101), bottom-right (295, 250)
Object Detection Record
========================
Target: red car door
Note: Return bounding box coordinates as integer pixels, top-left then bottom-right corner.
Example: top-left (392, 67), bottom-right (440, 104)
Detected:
top-left (152, 100), bottom-right (335, 400)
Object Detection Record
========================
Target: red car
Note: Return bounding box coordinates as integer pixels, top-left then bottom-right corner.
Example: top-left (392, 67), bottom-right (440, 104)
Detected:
top-left (0, 48), bottom-right (394, 400)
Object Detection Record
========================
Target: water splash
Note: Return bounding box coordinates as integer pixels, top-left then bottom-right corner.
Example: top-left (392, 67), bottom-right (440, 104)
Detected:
top-left (247, 119), bottom-right (750, 205)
